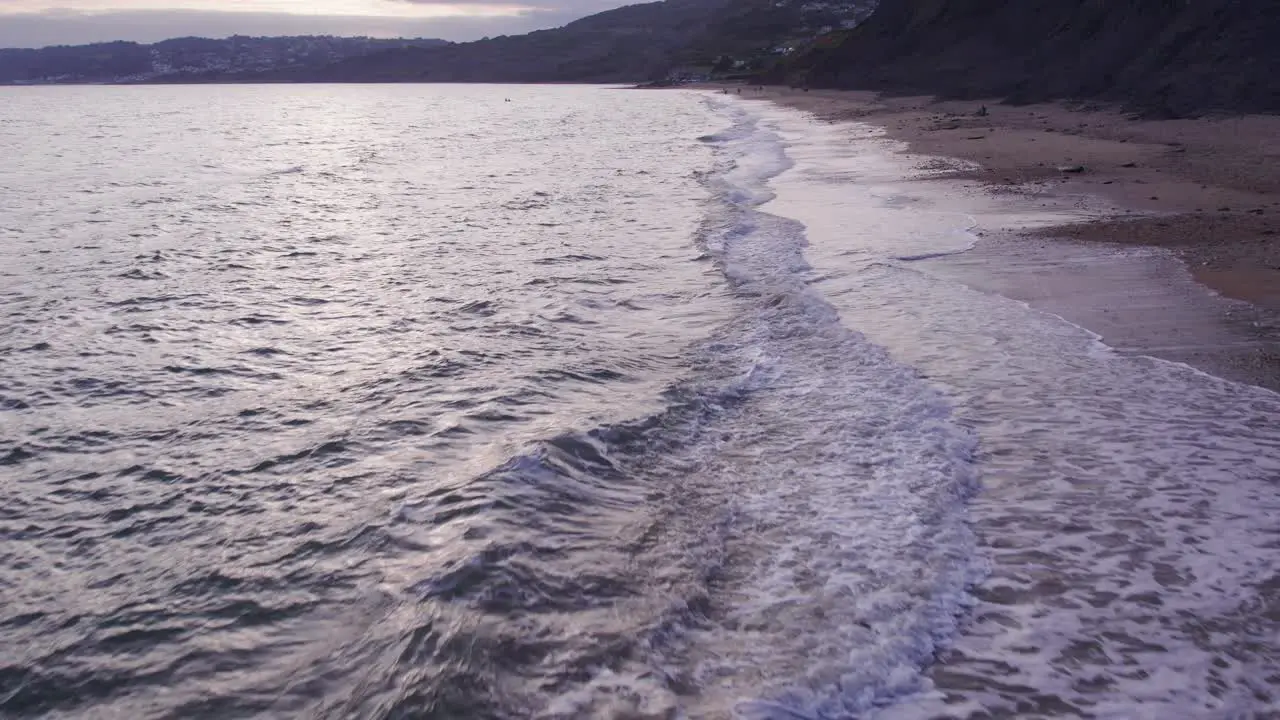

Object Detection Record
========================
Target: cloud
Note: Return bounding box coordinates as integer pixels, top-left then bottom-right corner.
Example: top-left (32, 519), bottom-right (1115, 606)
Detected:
top-left (0, 2), bottom-right (629, 47)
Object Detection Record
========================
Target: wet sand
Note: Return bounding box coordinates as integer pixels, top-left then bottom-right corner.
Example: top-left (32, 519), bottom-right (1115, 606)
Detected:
top-left (709, 85), bottom-right (1280, 392)
top-left (689, 85), bottom-right (1280, 718)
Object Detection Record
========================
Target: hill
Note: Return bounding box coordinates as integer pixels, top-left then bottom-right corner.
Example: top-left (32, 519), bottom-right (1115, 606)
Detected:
top-left (777, 0), bottom-right (1280, 116)
top-left (293, 0), bottom-right (729, 83)
top-left (0, 0), bottom-right (876, 85)
top-left (297, 0), bottom-right (874, 83)
top-left (0, 36), bottom-right (449, 85)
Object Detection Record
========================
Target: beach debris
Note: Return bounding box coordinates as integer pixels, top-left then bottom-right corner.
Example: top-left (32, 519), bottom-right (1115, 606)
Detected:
top-left (1120, 162), bottom-right (1138, 168)
top-left (1057, 164), bottom-right (1087, 173)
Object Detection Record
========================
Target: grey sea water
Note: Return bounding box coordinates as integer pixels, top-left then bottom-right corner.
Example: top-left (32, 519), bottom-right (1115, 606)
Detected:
top-left (3, 85), bottom-right (1277, 720)
top-left (1, 85), bottom-right (979, 718)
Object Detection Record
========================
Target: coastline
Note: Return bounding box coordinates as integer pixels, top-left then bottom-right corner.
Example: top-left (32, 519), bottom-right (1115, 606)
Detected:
top-left (706, 84), bottom-right (1280, 392)
top-left (708, 89), bottom-right (1280, 718)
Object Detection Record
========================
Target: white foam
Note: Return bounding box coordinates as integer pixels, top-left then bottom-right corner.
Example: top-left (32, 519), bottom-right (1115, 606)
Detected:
top-left (645, 97), bottom-right (987, 719)
top-left (735, 97), bottom-right (1280, 718)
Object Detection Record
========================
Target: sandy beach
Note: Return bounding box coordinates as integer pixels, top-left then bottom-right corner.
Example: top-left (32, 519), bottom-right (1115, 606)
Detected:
top-left (677, 86), bottom-right (1280, 718)
top-left (709, 85), bottom-right (1280, 392)
top-left (697, 86), bottom-right (1280, 717)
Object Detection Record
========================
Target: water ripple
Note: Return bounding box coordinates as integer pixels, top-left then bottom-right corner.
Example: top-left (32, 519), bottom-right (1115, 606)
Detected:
top-left (0, 85), bottom-right (731, 719)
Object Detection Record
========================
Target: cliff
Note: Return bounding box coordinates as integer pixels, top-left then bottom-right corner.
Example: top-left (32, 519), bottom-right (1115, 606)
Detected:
top-left (782, 0), bottom-right (1280, 116)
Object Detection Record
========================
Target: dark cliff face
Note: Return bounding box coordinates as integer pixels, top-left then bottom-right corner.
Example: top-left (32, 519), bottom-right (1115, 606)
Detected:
top-left (786, 0), bottom-right (1280, 115)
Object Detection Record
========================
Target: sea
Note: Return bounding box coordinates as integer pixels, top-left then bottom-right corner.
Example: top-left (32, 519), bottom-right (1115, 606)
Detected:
top-left (1, 84), bottom-right (1277, 720)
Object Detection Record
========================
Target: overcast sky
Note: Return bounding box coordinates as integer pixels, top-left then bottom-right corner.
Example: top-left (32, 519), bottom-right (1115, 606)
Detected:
top-left (0, 0), bottom-right (634, 47)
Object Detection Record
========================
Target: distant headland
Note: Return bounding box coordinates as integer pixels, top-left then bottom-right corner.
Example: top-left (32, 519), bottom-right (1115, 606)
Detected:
top-left (3, 0), bottom-right (1276, 117)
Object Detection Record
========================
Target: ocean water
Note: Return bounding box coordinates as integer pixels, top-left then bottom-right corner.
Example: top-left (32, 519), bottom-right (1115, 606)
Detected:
top-left (0, 84), bottom-right (1275, 720)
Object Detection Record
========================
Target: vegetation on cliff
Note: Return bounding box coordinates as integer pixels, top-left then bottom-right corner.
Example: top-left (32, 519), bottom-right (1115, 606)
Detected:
top-left (777, 0), bottom-right (1280, 115)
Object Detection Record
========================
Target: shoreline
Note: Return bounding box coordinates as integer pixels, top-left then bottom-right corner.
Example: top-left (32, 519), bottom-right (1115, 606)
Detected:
top-left (709, 84), bottom-right (1280, 392)
top-left (716, 88), bottom-right (1280, 718)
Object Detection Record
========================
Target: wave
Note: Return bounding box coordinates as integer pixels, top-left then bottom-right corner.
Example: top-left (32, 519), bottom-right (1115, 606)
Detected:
top-left (891, 215), bottom-right (980, 262)
top-left (370, 99), bottom-right (982, 719)
top-left (0, 90), bottom-right (980, 720)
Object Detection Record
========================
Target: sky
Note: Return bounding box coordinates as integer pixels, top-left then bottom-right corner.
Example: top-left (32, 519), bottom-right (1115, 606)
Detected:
top-left (0, 0), bottom-right (632, 47)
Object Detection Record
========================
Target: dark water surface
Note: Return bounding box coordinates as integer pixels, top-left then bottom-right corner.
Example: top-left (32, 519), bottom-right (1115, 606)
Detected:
top-left (2, 83), bottom-right (986, 719)
top-left (10, 85), bottom-right (1272, 720)
top-left (1, 84), bottom-right (982, 719)
top-left (0, 85), bottom-right (751, 717)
